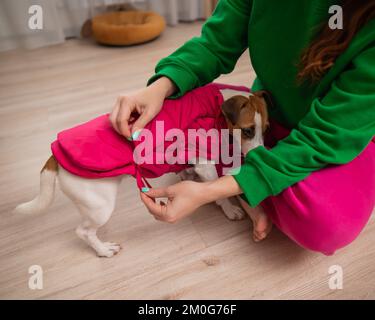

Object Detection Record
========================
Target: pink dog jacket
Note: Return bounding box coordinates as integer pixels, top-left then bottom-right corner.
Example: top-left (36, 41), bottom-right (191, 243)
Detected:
top-left (51, 83), bottom-right (249, 188)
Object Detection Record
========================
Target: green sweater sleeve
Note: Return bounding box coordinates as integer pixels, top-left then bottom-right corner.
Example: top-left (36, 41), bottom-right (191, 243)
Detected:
top-left (147, 0), bottom-right (251, 98)
top-left (235, 45), bottom-right (375, 207)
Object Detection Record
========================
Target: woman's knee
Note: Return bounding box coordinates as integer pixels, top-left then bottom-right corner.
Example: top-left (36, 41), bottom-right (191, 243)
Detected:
top-left (292, 206), bottom-right (372, 255)
top-left (264, 195), bottom-right (372, 255)
top-left (296, 216), bottom-right (343, 255)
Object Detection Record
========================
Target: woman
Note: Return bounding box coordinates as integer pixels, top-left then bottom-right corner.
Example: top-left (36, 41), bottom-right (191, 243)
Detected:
top-left (110, 0), bottom-right (375, 255)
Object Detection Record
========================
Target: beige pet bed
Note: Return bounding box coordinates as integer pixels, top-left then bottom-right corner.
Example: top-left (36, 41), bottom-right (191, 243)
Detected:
top-left (92, 11), bottom-right (166, 46)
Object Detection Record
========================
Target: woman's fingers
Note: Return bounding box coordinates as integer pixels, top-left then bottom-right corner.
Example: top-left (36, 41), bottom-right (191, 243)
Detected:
top-left (117, 98), bottom-right (132, 138)
top-left (140, 181), bottom-right (211, 224)
top-left (140, 192), bottom-right (168, 219)
top-left (140, 187), bottom-right (179, 223)
top-left (109, 101), bottom-right (120, 133)
top-left (131, 108), bottom-right (152, 136)
top-left (110, 97), bottom-right (132, 138)
top-left (142, 187), bottom-right (171, 199)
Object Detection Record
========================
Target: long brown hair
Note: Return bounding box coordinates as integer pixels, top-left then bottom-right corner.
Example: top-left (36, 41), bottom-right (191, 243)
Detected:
top-left (298, 0), bottom-right (375, 84)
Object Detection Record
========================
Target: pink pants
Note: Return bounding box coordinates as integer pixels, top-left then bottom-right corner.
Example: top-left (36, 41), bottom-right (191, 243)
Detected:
top-left (260, 119), bottom-right (375, 255)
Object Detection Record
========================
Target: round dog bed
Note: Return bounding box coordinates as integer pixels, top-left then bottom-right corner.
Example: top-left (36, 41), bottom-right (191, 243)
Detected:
top-left (92, 11), bottom-right (166, 46)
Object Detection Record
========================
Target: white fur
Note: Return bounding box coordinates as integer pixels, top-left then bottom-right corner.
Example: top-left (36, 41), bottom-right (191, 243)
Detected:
top-left (193, 159), bottom-right (246, 220)
top-left (15, 88), bottom-right (263, 257)
top-left (241, 112), bottom-right (264, 155)
top-left (14, 169), bottom-right (57, 215)
top-left (59, 167), bottom-right (122, 257)
top-left (220, 89), bottom-right (253, 101)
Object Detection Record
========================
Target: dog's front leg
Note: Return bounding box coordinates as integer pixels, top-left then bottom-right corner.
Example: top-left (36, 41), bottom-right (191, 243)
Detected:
top-left (193, 159), bottom-right (245, 221)
top-left (178, 167), bottom-right (199, 181)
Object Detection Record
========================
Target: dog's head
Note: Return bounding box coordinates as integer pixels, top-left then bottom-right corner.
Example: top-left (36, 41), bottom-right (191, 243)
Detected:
top-left (221, 91), bottom-right (270, 155)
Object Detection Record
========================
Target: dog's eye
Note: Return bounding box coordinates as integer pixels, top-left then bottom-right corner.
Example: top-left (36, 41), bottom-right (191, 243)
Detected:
top-left (241, 126), bottom-right (255, 139)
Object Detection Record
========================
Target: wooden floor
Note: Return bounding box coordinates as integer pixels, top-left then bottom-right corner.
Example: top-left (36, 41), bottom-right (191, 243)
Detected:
top-left (0, 22), bottom-right (374, 300)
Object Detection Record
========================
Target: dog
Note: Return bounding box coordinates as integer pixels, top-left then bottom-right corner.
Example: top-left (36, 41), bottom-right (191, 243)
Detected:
top-left (14, 87), bottom-right (269, 257)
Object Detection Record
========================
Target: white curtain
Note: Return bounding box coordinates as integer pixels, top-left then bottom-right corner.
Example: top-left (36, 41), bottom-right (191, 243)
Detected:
top-left (148, 0), bottom-right (205, 26)
top-left (0, 0), bottom-right (207, 52)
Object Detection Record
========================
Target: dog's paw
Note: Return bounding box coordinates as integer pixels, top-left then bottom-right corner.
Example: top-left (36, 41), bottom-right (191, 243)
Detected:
top-left (97, 242), bottom-right (121, 258)
top-left (178, 168), bottom-right (198, 181)
top-left (220, 201), bottom-right (246, 221)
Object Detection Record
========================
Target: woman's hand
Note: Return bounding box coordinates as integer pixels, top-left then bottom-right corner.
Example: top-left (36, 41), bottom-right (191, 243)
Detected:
top-left (140, 181), bottom-right (208, 223)
top-left (140, 176), bottom-right (243, 223)
top-left (110, 77), bottom-right (176, 140)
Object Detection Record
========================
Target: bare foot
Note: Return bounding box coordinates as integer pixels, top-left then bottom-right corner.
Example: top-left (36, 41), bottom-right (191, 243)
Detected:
top-left (238, 197), bottom-right (272, 242)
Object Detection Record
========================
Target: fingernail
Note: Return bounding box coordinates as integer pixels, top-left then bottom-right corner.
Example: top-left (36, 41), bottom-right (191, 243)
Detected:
top-left (132, 130), bottom-right (141, 141)
top-left (141, 187), bottom-right (150, 193)
top-left (126, 136), bottom-right (132, 141)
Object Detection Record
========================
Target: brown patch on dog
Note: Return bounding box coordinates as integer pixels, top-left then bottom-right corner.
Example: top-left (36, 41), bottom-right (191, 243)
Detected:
top-left (41, 155), bottom-right (58, 173)
top-left (221, 95), bottom-right (249, 126)
top-left (221, 93), bottom-right (270, 139)
top-left (253, 91), bottom-right (271, 132)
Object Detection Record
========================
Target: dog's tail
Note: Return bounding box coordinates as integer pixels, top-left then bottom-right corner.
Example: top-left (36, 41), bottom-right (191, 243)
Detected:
top-left (14, 155), bottom-right (58, 215)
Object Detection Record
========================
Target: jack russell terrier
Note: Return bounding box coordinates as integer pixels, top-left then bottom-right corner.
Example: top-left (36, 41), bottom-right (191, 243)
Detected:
top-left (15, 83), bottom-right (270, 257)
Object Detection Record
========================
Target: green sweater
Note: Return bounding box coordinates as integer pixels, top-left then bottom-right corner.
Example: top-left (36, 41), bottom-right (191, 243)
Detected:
top-left (148, 0), bottom-right (375, 207)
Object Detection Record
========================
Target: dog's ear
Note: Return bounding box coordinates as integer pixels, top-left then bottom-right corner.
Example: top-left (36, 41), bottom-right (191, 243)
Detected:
top-left (221, 95), bottom-right (249, 125)
top-left (253, 90), bottom-right (274, 110)
top-left (253, 91), bottom-right (271, 132)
